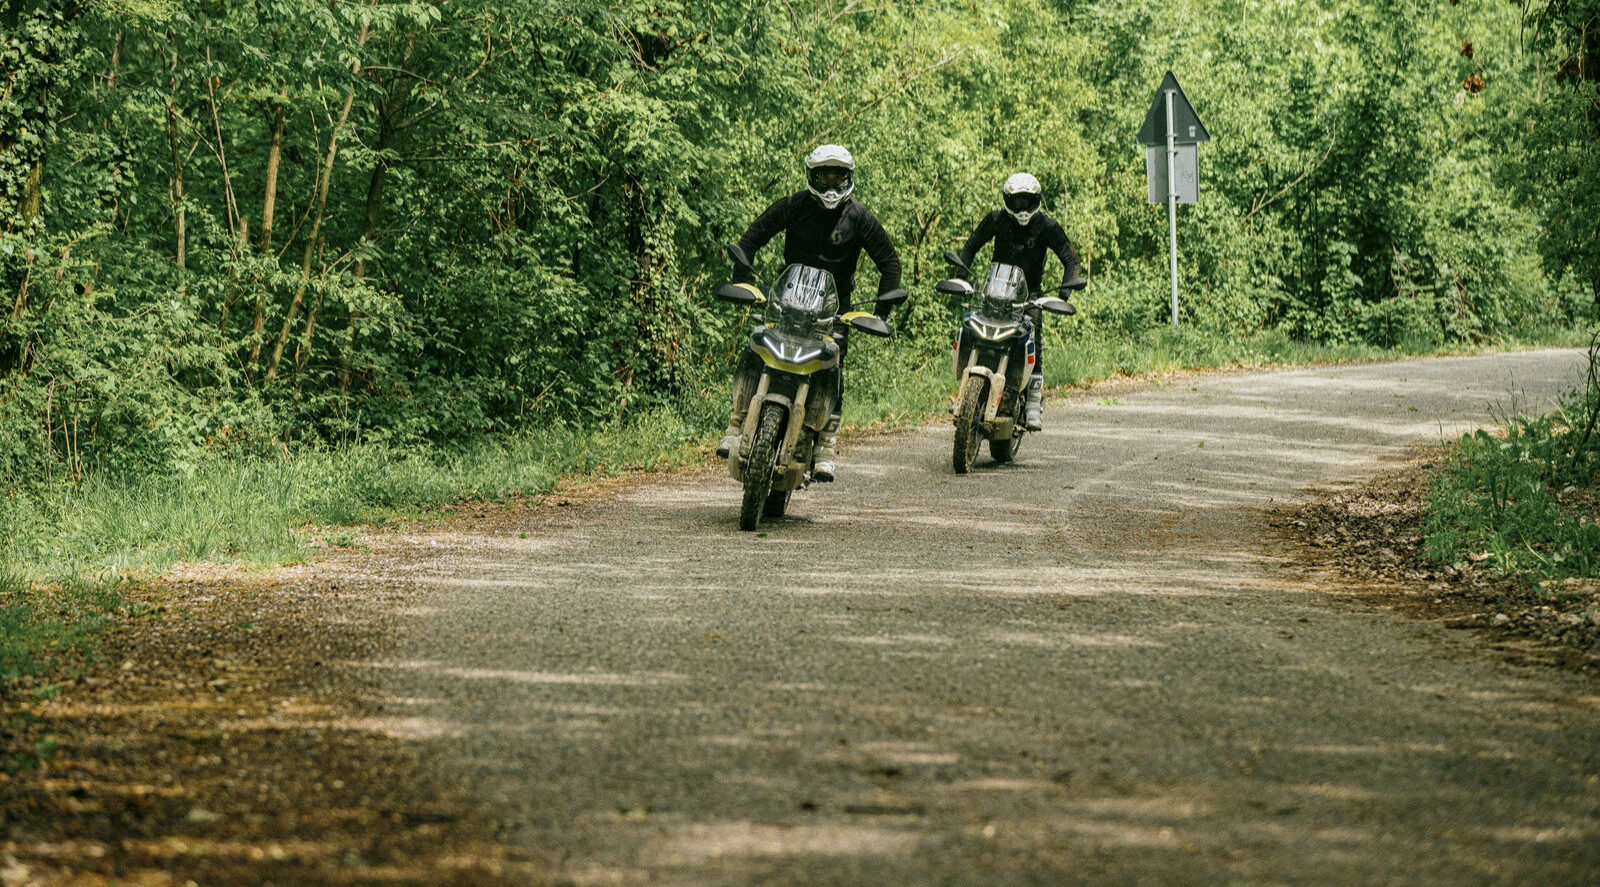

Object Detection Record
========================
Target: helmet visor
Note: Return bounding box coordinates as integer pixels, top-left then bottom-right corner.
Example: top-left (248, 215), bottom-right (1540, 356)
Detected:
top-left (1004, 191), bottom-right (1041, 215)
top-left (808, 167), bottom-right (852, 193)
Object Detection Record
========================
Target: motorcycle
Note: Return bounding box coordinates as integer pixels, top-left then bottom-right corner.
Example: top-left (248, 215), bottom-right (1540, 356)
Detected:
top-left (936, 249), bottom-right (1084, 474)
top-left (715, 244), bottom-right (907, 530)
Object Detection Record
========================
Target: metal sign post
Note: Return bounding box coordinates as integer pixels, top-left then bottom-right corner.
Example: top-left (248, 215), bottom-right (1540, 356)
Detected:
top-left (1165, 89), bottom-right (1179, 327)
top-left (1138, 72), bottom-right (1209, 326)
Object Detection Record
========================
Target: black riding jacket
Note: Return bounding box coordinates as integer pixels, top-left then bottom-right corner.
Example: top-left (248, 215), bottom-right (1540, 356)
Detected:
top-left (957, 210), bottom-right (1080, 296)
top-left (734, 191), bottom-right (902, 310)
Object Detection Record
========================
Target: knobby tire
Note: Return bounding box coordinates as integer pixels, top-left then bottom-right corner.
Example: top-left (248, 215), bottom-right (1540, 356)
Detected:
top-left (739, 404), bottom-right (785, 531)
top-left (952, 380), bottom-right (986, 474)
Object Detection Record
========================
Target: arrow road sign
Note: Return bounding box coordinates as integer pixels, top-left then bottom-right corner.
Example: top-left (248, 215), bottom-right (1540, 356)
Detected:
top-left (1138, 71), bottom-right (1210, 327)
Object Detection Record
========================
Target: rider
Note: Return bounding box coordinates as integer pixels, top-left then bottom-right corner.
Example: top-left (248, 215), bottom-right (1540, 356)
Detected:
top-left (716, 144), bottom-right (903, 482)
top-left (955, 172), bottom-right (1082, 432)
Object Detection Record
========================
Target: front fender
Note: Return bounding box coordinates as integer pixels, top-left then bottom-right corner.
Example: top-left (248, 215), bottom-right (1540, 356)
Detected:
top-left (956, 368), bottom-right (1005, 425)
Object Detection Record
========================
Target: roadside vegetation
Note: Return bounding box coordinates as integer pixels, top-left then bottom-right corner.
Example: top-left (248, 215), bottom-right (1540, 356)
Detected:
top-left (1425, 336), bottom-right (1600, 582)
top-left (3, 0), bottom-right (1599, 683)
top-left (1285, 337), bottom-right (1600, 671)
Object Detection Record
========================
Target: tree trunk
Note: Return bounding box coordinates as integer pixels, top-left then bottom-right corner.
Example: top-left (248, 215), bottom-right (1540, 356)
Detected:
top-left (165, 36), bottom-right (186, 271)
top-left (20, 162), bottom-right (42, 227)
top-left (247, 89), bottom-right (288, 377)
top-left (265, 89), bottom-right (354, 382)
top-left (260, 90), bottom-right (286, 253)
top-left (266, 19), bottom-right (369, 383)
top-left (219, 216), bottom-right (249, 337)
top-left (204, 34), bottom-right (240, 245)
top-left (340, 34), bottom-right (417, 388)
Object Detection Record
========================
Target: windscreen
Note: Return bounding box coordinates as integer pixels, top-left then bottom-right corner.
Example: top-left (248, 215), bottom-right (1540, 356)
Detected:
top-left (983, 263), bottom-right (1026, 302)
top-left (766, 265), bottom-right (840, 335)
top-left (770, 265), bottom-right (839, 314)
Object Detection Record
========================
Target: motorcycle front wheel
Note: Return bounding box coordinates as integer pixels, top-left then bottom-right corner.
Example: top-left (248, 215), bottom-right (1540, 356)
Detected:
top-left (739, 403), bottom-right (786, 531)
top-left (952, 380), bottom-right (986, 474)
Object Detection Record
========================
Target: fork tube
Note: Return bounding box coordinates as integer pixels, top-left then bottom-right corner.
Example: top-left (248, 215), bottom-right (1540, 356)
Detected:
top-left (990, 354), bottom-right (1011, 421)
top-left (742, 372), bottom-right (772, 441)
top-left (782, 380), bottom-right (811, 462)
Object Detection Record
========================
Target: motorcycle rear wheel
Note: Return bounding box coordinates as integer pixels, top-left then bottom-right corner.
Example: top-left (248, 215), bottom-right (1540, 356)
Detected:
top-left (763, 489), bottom-right (790, 519)
top-left (739, 403), bottom-right (785, 531)
top-left (990, 394), bottom-right (1024, 464)
top-left (952, 380), bottom-right (986, 474)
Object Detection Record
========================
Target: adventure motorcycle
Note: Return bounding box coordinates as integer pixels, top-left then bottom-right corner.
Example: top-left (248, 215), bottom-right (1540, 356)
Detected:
top-left (715, 244), bottom-right (906, 530)
top-left (937, 250), bottom-right (1083, 474)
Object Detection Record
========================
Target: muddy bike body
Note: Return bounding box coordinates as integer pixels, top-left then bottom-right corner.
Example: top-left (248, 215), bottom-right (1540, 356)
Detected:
top-left (715, 246), bottom-right (901, 530)
top-left (937, 250), bottom-right (1077, 474)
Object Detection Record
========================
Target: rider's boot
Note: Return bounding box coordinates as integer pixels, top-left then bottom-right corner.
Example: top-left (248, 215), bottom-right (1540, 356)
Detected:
top-left (716, 420), bottom-right (741, 459)
top-left (716, 413), bottom-right (739, 457)
top-left (812, 415), bottom-right (840, 482)
top-left (1024, 373), bottom-right (1044, 432)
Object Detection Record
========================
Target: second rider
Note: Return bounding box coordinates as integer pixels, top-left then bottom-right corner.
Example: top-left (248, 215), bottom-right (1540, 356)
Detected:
top-left (955, 172), bottom-right (1083, 432)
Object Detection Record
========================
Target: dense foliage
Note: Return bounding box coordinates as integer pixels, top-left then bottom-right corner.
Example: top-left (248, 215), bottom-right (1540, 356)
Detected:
top-left (0, 0), bottom-right (1590, 486)
top-left (1521, 0), bottom-right (1600, 309)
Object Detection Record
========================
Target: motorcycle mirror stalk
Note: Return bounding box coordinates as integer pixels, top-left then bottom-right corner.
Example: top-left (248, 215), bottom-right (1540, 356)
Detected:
top-left (725, 243), bottom-right (755, 275)
top-left (716, 243), bottom-right (763, 305)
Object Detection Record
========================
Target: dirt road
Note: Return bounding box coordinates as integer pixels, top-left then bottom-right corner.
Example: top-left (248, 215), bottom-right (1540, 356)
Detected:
top-left (350, 350), bottom-right (1600, 885)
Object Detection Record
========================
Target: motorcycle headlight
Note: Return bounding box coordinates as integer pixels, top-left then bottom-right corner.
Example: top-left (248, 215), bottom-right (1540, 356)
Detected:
top-left (756, 329), bottom-right (836, 366)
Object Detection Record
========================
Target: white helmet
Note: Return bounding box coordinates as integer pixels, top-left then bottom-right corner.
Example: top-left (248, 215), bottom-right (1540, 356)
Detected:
top-left (805, 144), bottom-right (855, 209)
top-left (1002, 172), bottom-right (1043, 225)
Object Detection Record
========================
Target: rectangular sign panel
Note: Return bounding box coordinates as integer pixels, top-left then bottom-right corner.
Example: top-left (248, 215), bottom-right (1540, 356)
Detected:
top-left (1146, 145), bottom-right (1198, 205)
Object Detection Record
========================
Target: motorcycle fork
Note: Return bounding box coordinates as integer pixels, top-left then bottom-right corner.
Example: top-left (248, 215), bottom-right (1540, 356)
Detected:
top-left (783, 380), bottom-right (812, 469)
top-left (739, 371), bottom-right (811, 468)
top-left (957, 341), bottom-right (1011, 426)
top-left (737, 372), bottom-right (773, 461)
top-left (979, 353), bottom-right (1011, 424)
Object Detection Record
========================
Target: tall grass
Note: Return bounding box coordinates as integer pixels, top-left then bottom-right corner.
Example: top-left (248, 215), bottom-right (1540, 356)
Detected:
top-left (7, 324), bottom-right (1576, 584)
top-left (1423, 334), bottom-right (1600, 579)
top-left (1049, 324), bottom-right (1450, 387)
top-left (0, 397), bottom-right (720, 583)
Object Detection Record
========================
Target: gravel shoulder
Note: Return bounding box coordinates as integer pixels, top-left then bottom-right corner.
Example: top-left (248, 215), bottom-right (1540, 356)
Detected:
top-left (5, 352), bottom-right (1600, 886)
top-left (1276, 448), bottom-right (1600, 676)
